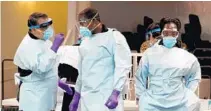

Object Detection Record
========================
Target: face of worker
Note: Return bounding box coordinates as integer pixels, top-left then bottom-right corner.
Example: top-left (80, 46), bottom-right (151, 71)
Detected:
top-left (31, 18), bottom-right (50, 39)
top-left (162, 23), bottom-right (179, 38)
top-left (78, 15), bottom-right (100, 32)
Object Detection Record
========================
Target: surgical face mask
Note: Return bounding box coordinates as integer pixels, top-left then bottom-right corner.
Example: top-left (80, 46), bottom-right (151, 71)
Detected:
top-left (162, 36), bottom-right (177, 48)
top-left (79, 26), bottom-right (92, 38)
top-left (42, 26), bottom-right (54, 40)
top-left (79, 23), bottom-right (101, 38)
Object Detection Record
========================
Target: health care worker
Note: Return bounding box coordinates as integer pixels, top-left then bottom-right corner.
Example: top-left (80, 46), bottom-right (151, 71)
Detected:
top-left (140, 22), bottom-right (162, 53)
top-left (69, 8), bottom-right (132, 111)
top-left (14, 12), bottom-right (71, 111)
top-left (135, 17), bottom-right (201, 111)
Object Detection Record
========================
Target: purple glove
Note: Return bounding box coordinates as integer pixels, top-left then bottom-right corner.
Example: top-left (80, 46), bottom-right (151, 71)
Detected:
top-left (58, 80), bottom-right (73, 95)
top-left (105, 89), bottom-right (120, 109)
top-left (51, 33), bottom-right (64, 52)
top-left (69, 92), bottom-right (80, 111)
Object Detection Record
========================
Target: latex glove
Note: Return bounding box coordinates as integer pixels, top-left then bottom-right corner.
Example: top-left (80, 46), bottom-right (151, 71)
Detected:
top-left (58, 79), bottom-right (73, 95)
top-left (69, 91), bottom-right (80, 111)
top-left (105, 89), bottom-right (120, 109)
top-left (51, 33), bottom-right (64, 52)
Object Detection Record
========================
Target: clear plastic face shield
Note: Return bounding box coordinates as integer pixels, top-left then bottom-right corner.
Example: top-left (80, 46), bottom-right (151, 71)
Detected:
top-left (74, 23), bottom-right (89, 44)
top-left (29, 18), bottom-right (55, 41)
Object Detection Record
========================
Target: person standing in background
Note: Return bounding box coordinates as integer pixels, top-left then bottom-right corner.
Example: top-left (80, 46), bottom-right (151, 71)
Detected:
top-left (140, 22), bottom-right (161, 53)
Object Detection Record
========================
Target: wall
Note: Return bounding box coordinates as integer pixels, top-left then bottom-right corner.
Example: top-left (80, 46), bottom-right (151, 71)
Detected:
top-left (91, 1), bottom-right (211, 42)
top-left (1, 1), bottom-right (68, 99)
top-left (67, 1), bottom-right (91, 45)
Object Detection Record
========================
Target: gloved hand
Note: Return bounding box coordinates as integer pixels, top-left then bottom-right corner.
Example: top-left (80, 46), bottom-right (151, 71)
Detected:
top-left (105, 89), bottom-right (120, 109)
top-left (58, 79), bottom-right (73, 95)
top-left (51, 33), bottom-right (64, 52)
top-left (69, 92), bottom-right (80, 111)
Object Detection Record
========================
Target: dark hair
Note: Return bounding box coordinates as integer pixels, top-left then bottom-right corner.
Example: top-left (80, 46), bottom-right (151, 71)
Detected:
top-left (146, 23), bottom-right (161, 38)
top-left (28, 12), bottom-right (48, 28)
top-left (160, 17), bottom-right (181, 31)
top-left (78, 8), bottom-right (101, 22)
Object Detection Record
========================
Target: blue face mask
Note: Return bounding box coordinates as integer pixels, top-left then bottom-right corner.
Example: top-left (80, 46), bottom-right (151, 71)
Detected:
top-left (79, 26), bottom-right (92, 38)
top-left (162, 37), bottom-right (177, 48)
top-left (43, 27), bottom-right (54, 40)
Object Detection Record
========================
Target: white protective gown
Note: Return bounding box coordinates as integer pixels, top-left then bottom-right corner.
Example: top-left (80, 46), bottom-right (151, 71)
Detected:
top-left (75, 29), bottom-right (132, 111)
top-left (135, 44), bottom-right (201, 111)
top-left (14, 34), bottom-right (58, 111)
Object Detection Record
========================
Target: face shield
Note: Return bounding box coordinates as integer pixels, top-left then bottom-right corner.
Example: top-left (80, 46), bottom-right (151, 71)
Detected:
top-left (73, 23), bottom-right (90, 44)
top-left (29, 18), bottom-right (55, 41)
top-left (75, 23), bottom-right (85, 44)
top-left (145, 28), bottom-right (161, 40)
top-left (29, 18), bottom-right (53, 29)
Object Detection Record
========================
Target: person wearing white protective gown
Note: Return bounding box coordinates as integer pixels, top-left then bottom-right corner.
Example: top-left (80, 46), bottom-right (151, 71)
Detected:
top-left (14, 12), bottom-right (65, 111)
top-left (69, 8), bottom-right (132, 111)
top-left (135, 17), bottom-right (201, 111)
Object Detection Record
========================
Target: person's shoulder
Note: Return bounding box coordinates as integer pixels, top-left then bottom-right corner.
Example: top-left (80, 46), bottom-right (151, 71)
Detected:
top-left (18, 34), bottom-right (41, 51)
top-left (142, 45), bottom-right (157, 56)
top-left (175, 47), bottom-right (190, 54)
top-left (175, 47), bottom-right (198, 61)
top-left (110, 29), bottom-right (126, 44)
top-left (147, 44), bottom-right (162, 51)
top-left (140, 41), bottom-right (150, 53)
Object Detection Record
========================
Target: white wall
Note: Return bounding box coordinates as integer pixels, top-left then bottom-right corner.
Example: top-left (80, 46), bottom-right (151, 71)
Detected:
top-left (91, 1), bottom-right (211, 42)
